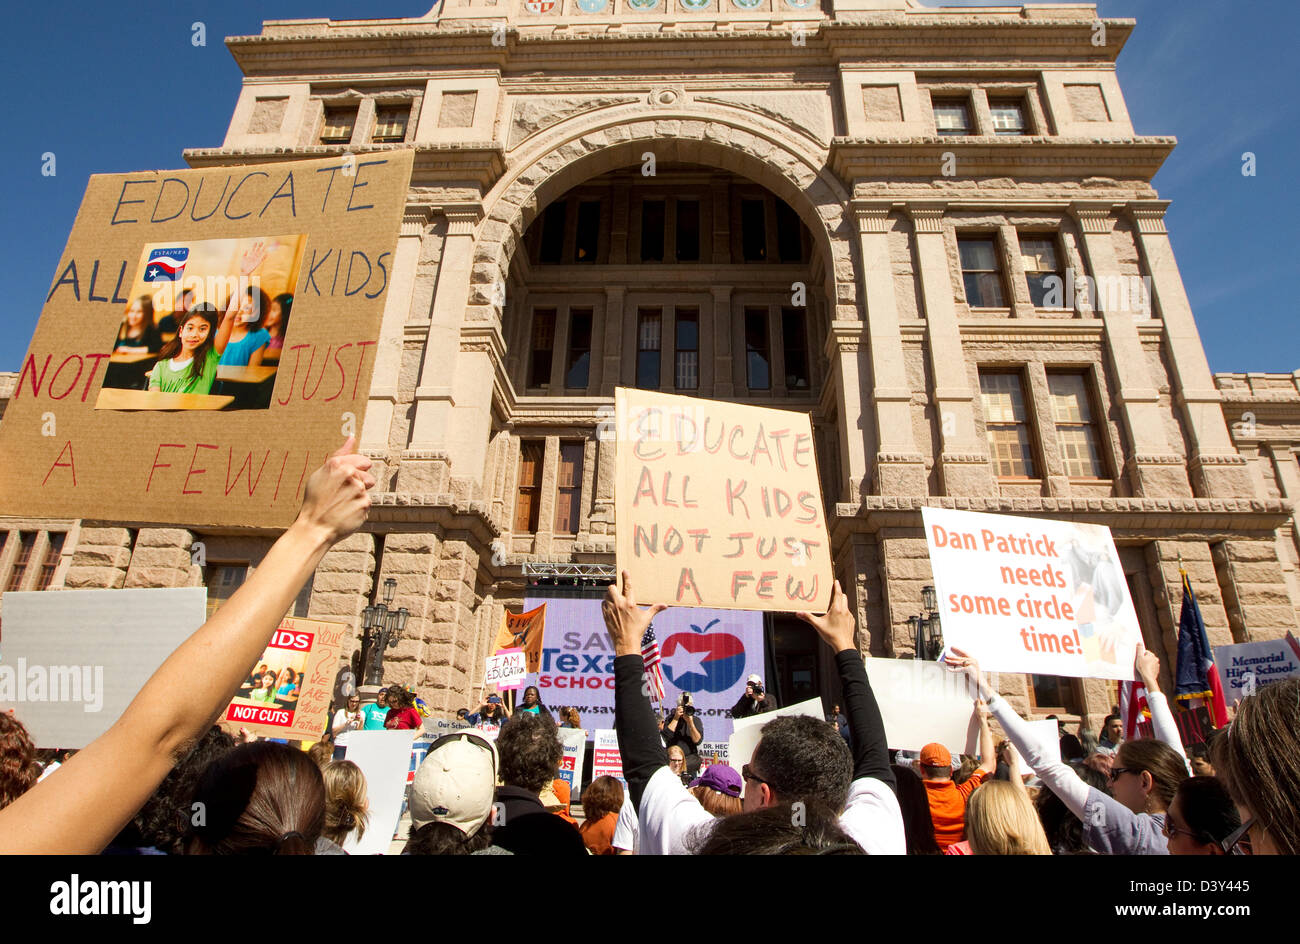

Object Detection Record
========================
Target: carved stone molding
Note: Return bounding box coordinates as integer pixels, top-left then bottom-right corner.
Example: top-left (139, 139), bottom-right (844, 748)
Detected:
top-left (850, 201), bottom-right (891, 234)
top-left (1071, 203), bottom-right (1122, 234)
top-left (907, 204), bottom-right (947, 234)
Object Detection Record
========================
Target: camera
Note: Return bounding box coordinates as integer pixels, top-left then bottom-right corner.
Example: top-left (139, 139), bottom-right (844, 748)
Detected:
top-left (678, 692), bottom-right (696, 715)
top-left (751, 682), bottom-right (764, 696)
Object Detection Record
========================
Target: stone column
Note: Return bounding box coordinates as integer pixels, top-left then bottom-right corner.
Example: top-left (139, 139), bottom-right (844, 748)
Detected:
top-left (64, 527), bottom-right (132, 589)
top-left (308, 532), bottom-right (376, 673)
top-left (1129, 203), bottom-right (1254, 498)
top-left (711, 285), bottom-right (733, 398)
top-left (907, 204), bottom-right (997, 496)
top-left (1218, 538), bottom-right (1300, 641)
top-left (1072, 203), bottom-right (1190, 497)
top-left (424, 539), bottom-right (482, 713)
top-left (851, 202), bottom-right (925, 497)
top-left (368, 532), bottom-right (438, 692)
top-left (404, 206), bottom-right (481, 491)
top-left (1266, 444), bottom-right (1300, 561)
top-left (124, 528), bottom-right (201, 588)
top-left (599, 285), bottom-right (625, 397)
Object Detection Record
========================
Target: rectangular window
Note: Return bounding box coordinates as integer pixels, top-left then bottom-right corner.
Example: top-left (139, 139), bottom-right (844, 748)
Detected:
top-left (5, 532), bottom-right (36, 592)
top-left (539, 203), bottom-right (567, 265)
top-left (636, 309), bottom-right (662, 390)
top-left (782, 308), bottom-right (810, 391)
top-left (1048, 372), bottom-right (1107, 478)
top-left (745, 307), bottom-right (771, 391)
top-left (565, 309), bottom-right (593, 390)
top-left (933, 98), bottom-right (972, 135)
top-left (1028, 675), bottom-right (1082, 714)
top-left (1020, 235), bottom-right (1066, 308)
top-left (641, 200), bottom-right (665, 262)
top-left (514, 441), bottom-right (544, 533)
top-left (554, 442), bottom-right (585, 535)
top-left (205, 563), bottom-right (248, 619)
top-left (675, 308), bottom-right (699, 390)
top-left (775, 200), bottom-right (803, 263)
top-left (528, 309), bottom-right (556, 389)
top-left (959, 236), bottom-right (1007, 308)
top-left (372, 105), bottom-right (410, 143)
top-left (35, 533), bottom-right (66, 591)
top-left (980, 371), bottom-right (1037, 478)
top-left (574, 201), bottom-right (601, 263)
top-left (675, 199), bottom-right (700, 262)
top-left (741, 200), bottom-right (767, 261)
top-left (320, 106), bottom-right (357, 144)
top-left (989, 99), bottom-right (1028, 135)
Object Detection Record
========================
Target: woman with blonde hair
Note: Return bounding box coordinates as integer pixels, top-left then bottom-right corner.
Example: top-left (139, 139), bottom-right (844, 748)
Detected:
top-left (965, 780), bottom-right (1052, 855)
top-left (320, 760), bottom-right (369, 853)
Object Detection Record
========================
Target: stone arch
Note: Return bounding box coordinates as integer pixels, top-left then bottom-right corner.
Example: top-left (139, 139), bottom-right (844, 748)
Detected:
top-left (465, 109), bottom-right (859, 329)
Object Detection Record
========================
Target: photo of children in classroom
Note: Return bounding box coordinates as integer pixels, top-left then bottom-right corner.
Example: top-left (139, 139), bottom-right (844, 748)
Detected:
top-left (96, 235), bottom-right (305, 411)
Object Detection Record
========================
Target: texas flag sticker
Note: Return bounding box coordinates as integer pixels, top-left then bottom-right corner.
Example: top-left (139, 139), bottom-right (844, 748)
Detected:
top-left (142, 247), bottom-right (189, 282)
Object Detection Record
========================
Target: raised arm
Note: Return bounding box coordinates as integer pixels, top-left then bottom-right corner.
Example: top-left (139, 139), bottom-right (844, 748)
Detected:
top-left (1135, 646), bottom-right (1189, 771)
top-left (0, 438), bottom-right (374, 854)
top-left (976, 699), bottom-right (997, 775)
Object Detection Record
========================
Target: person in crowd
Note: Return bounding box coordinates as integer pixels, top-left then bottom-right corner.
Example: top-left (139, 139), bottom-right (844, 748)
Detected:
top-left (950, 645), bottom-right (1188, 855)
top-left (605, 574), bottom-right (903, 855)
top-left (1096, 713), bottom-right (1124, 756)
top-left (455, 708), bottom-right (470, 724)
top-left (319, 760), bottom-right (369, 853)
top-left (953, 755), bottom-right (981, 786)
top-left (156, 287), bottom-right (194, 335)
top-left (466, 694), bottom-right (510, 730)
top-left (104, 726), bottom-right (236, 855)
top-left (918, 701), bottom-right (995, 851)
top-left (149, 304), bottom-right (221, 395)
top-left (307, 739), bottom-right (334, 770)
top-left (361, 689), bottom-right (389, 730)
top-left (1211, 677), bottom-right (1300, 855)
top-left (1060, 732), bottom-right (1086, 765)
top-left (216, 243), bottom-right (273, 368)
top-left (965, 780), bottom-right (1053, 855)
top-left (663, 693), bottom-right (704, 778)
top-left (542, 778), bottom-right (579, 826)
top-left (688, 764), bottom-right (743, 818)
top-left (1035, 765), bottom-right (1110, 855)
top-left (612, 793), bottom-right (639, 854)
top-left (1, 713), bottom-right (42, 813)
top-left (666, 746), bottom-right (689, 785)
top-left (185, 742), bottom-right (327, 855)
top-left (1188, 740), bottom-right (1216, 777)
top-left (730, 674), bottom-right (779, 719)
top-left (492, 712), bottom-right (586, 855)
top-left (829, 703), bottom-right (851, 749)
top-left (691, 800), bottom-right (863, 855)
top-left (265, 293), bottom-right (292, 353)
top-left (580, 776), bottom-right (625, 855)
top-left (517, 685), bottom-right (553, 722)
top-left (1162, 776), bottom-right (1239, 855)
top-left (559, 706), bottom-right (582, 729)
top-left (405, 731), bottom-right (505, 855)
top-left (0, 438), bottom-right (373, 854)
top-left (384, 686), bottom-right (423, 731)
top-left (113, 295), bottom-right (163, 354)
top-left (891, 764), bottom-right (941, 855)
top-left (332, 694), bottom-right (365, 761)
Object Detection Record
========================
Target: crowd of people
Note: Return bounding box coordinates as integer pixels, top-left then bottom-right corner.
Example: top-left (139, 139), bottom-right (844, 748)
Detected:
top-left (1, 441), bottom-right (1297, 857)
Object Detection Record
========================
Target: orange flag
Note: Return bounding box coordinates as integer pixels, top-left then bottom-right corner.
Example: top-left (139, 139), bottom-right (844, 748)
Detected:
top-left (493, 604), bottom-right (547, 676)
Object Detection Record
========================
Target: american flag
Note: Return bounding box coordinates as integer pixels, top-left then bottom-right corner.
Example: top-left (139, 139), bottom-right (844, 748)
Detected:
top-left (1119, 678), bottom-right (1152, 740)
top-left (641, 626), bottom-right (665, 704)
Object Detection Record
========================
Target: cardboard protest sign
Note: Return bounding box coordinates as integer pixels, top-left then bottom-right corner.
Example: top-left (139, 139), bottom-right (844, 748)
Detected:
top-left (343, 730), bottom-right (420, 855)
top-left (614, 388), bottom-right (832, 612)
top-left (727, 697), bottom-right (825, 773)
top-left (0, 151), bottom-right (414, 529)
top-left (557, 726), bottom-right (587, 794)
top-left (221, 616), bottom-right (346, 739)
top-left (0, 588), bottom-right (205, 748)
top-left (485, 648), bottom-right (527, 691)
top-left (492, 604), bottom-right (546, 676)
top-left (864, 657), bottom-right (979, 756)
top-left (592, 729), bottom-right (624, 783)
top-left (922, 507), bottom-right (1141, 680)
top-left (1214, 634), bottom-right (1300, 703)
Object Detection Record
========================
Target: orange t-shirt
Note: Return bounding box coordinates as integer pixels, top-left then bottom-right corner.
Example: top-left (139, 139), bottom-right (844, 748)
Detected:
top-left (580, 812), bottom-right (619, 855)
top-left (923, 769), bottom-right (988, 849)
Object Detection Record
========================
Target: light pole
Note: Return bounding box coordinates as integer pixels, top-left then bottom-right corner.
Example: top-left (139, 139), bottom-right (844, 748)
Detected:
top-left (359, 577), bottom-right (410, 687)
top-left (907, 584), bottom-right (944, 661)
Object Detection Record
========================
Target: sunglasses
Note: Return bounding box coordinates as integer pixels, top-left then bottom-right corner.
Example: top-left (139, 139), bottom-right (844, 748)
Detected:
top-left (741, 764), bottom-right (769, 787)
top-left (1161, 816), bottom-right (1206, 843)
top-left (1107, 766), bottom-right (1139, 783)
top-left (1219, 817), bottom-right (1254, 855)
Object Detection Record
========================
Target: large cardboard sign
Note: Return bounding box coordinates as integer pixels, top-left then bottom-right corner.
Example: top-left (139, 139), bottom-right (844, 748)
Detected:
top-left (615, 388), bottom-right (832, 613)
top-left (0, 588), bottom-right (206, 748)
top-left (1214, 634), bottom-right (1300, 704)
top-left (521, 591), bottom-right (765, 745)
top-left (0, 151), bottom-right (414, 528)
top-left (922, 507), bottom-right (1141, 681)
top-left (865, 657), bottom-right (979, 757)
top-left (222, 616), bottom-right (346, 740)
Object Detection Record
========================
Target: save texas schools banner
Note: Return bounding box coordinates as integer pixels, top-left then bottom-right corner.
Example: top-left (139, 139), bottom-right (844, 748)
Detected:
top-left (522, 592), bottom-right (765, 745)
top-left (922, 506), bottom-right (1141, 681)
top-left (0, 151), bottom-right (414, 529)
top-left (222, 616), bottom-right (346, 739)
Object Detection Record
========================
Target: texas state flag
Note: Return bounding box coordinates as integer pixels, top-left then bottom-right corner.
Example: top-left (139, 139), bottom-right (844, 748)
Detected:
top-left (143, 247), bottom-right (189, 282)
top-left (659, 628), bottom-right (747, 694)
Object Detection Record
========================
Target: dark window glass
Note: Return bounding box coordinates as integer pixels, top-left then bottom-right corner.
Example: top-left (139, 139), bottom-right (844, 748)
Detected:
top-left (36, 533), bottom-right (65, 590)
top-left (1020, 235), bottom-right (1065, 308)
top-left (933, 98), bottom-right (972, 135)
top-left (566, 309), bottom-right (593, 390)
top-left (675, 200), bottom-right (700, 261)
top-left (539, 203), bottom-right (567, 264)
top-left (775, 199), bottom-right (803, 263)
top-left (5, 532), bottom-right (36, 592)
top-left (781, 308), bottom-right (809, 391)
top-left (641, 200), bottom-right (665, 262)
top-left (741, 200), bottom-right (766, 261)
top-left (990, 99), bottom-right (1027, 135)
top-left (372, 106), bottom-right (409, 143)
top-left (959, 237), bottom-right (1007, 308)
top-left (675, 308), bottom-right (699, 390)
top-left (636, 309), bottom-right (662, 389)
top-left (528, 309), bottom-right (556, 388)
top-left (555, 442), bottom-right (585, 535)
top-left (745, 307), bottom-right (770, 390)
top-left (320, 106), bottom-right (357, 144)
top-left (575, 201), bottom-right (600, 263)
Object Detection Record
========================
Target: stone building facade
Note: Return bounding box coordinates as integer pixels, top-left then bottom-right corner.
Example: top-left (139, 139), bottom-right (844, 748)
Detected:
top-left (3, 0), bottom-right (1298, 727)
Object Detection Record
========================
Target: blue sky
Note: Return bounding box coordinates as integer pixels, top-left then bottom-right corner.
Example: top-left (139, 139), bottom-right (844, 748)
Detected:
top-left (0, 0), bottom-right (1295, 374)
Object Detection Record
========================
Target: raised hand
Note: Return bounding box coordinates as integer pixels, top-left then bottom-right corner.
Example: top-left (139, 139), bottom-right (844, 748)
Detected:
top-left (1135, 645), bottom-right (1161, 693)
top-left (294, 437), bottom-right (374, 545)
top-left (602, 570), bottom-right (668, 658)
top-left (240, 241), bottom-right (268, 276)
top-left (796, 579), bottom-right (856, 653)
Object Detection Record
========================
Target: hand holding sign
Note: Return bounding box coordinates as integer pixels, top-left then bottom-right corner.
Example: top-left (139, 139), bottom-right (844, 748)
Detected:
top-left (795, 580), bottom-right (855, 653)
top-left (294, 437), bottom-right (374, 545)
top-left (602, 570), bottom-right (668, 657)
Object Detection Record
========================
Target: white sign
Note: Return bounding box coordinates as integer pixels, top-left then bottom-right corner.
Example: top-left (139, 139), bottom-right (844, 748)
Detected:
top-left (485, 647), bottom-right (527, 691)
top-left (343, 730), bottom-right (422, 855)
top-left (865, 658), bottom-right (979, 756)
top-left (557, 726), bottom-right (586, 794)
top-left (1215, 635), bottom-right (1300, 703)
top-left (592, 728), bottom-right (624, 783)
top-left (0, 588), bottom-right (206, 748)
top-left (922, 507), bottom-right (1141, 680)
top-left (727, 697), bottom-right (825, 774)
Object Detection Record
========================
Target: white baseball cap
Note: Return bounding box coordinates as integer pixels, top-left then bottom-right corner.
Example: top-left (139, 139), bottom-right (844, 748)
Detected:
top-left (747, 674), bottom-right (763, 685)
top-left (410, 732), bottom-right (499, 836)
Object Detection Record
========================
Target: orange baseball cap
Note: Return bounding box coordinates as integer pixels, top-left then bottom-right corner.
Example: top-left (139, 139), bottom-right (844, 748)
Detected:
top-left (920, 743), bottom-right (952, 767)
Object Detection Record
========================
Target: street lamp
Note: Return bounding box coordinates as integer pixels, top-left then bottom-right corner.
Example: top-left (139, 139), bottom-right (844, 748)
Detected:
top-left (359, 577), bottom-right (410, 687)
top-left (909, 585), bottom-right (944, 661)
